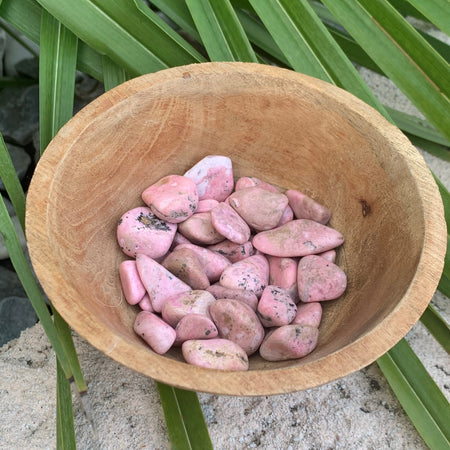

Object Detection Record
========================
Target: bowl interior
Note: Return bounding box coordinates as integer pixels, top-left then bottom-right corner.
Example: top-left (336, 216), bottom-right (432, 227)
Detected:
top-left (27, 63), bottom-right (443, 395)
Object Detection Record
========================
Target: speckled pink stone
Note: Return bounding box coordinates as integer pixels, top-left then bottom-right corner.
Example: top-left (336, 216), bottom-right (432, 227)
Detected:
top-left (136, 254), bottom-right (190, 312)
top-left (142, 174), bottom-right (198, 224)
top-left (286, 189), bottom-right (331, 225)
top-left (257, 285), bottom-right (297, 327)
top-left (182, 339), bottom-right (248, 371)
top-left (117, 207), bottom-right (177, 259)
top-left (134, 311), bottom-right (176, 354)
top-left (138, 294), bottom-right (154, 312)
top-left (252, 219), bottom-right (344, 257)
top-left (259, 325), bottom-right (319, 361)
top-left (184, 155), bottom-right (234, 202)
top-left (268, 256), bottom-right (299, 303)
top-left (119, 260), bottom-right (146, 305)
top-left (211, 202), bottom-right (251, 244)
top-left (178, 212), bottom-right (225, 245)
top-left (174, 314), bottom-right (218, 346)
top-left (292, 302), bottom-right (322, 328)
top-left (277, 205), bottom-right (294, 227)
top-left (196, 198), bottom-right (219, 213)
top-left (207, 284), bottom-right (258, 311)
top-left (297, 255), bottom-right (347, 302)
top-left (207, 240), bottom-right (254, 263)
top-left (319, 249), bottom-right (336, 263)
top-left (235, 176), bottom-right (280, 193)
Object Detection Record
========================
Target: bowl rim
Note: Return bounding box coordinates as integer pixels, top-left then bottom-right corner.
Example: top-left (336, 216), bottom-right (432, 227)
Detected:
top-left (26, 62), bottom-right (446, 395)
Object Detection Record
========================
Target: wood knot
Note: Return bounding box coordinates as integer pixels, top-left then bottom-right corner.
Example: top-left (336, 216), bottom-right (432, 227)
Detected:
top-left (359, 199), bottom-right (371, 217)
top-left (182, 72), bottom-right (191, 79)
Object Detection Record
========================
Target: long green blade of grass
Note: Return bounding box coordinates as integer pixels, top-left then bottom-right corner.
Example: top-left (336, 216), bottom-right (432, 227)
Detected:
top-left (102, 55), bottom-right (128, 91)
top-left (35, 0), bottom-right (204, 76)
top-left (0, 134), bottom-right (26, 229)
top-left (248, 0), bottom-right (388, 117)
top-left (405, 0), bottom-right (450, 36)
top-left (420, 305), bottom-right (450, 353)
top-left (0, 0), bottom-right (104, 81)
top-left (186, 0), bottom-right (257, 62)
top-left (157, 383), bottom-right (213, 450)
top-left (56, 358), bottom-right (76, 450)
top-left (321, 0), bottom-right (450, 141)
top-left (377, 339), bottom-right (450, 449)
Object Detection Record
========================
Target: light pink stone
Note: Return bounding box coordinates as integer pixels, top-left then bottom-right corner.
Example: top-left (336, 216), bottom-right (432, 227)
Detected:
top-left (259, 325), bottom-right (319, 361)
top-left (177, 212), bottom-right (225, 245)
top-left (207, 240), bottom-right (254, 263)
top-left (210, 299), bottom-right (264, 356)
top-left (184, 155), bottom-right (234, 201)
top-left (268, 256), bottom-right (299, 303)
top-left (174, 243), bottom-right (231, 283)
top-left (297, 255), bottom-right (347, 302)
top-left (139, 294), bottom-right (154, 312)
top-left (119, 260), bottom-right (146, 305)
top-left (162, 248), bottom-right (210, 290)
top-left (235, 176), bottom-right (280, 193)
top-left (292, 302), bottom-right (322, 328)
top-left (142, 174), bottom-right (198, 224)
top-left (219, 254), bottom-right (269, 297)
top-left (211, 202), bottom-right (251, 244)
top-left (134, 311), bottom-right (176, 354)
top-left (277, 205), bottom-right (294, 227)
top-left (135, 254), bottom-right (190, 312)
top-left (319, 249), bottom-right (336, 263)
top-left (117, 206), bottom-right (177, 259)
top-left (257, 285), bottom-right (297, 327)
top-left (207, 284), bottom-right (258, 311)
top-left (174, 314), bottom-right (218, 346)
top-left (196, 198), bottom-right (219, 213)
top-left (161, 290), bottom-right (215, 327)
top-left (171, 232), bottom-right (191, 248)
top-left (286, 189), bottom-right (331, 225)
top-left (182, 339), bottom-right (248, 371)
top-left (252, 219), bottom-right (344, 257)
top-left (228, 187), bottom-right (289, 231)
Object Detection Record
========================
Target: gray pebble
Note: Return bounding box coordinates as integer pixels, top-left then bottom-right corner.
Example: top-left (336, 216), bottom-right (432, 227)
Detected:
top-left (0, 266), bottom-right (26, 299)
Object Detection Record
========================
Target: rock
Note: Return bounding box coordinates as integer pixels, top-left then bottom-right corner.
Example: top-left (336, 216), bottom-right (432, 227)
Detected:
top-left (32, 130), bottom-right (41, 164)
top-left (138, 294), bottom-right (153, 312)
top-left (292, 302), bottom-right (323, 328)
top-left (319, 249), bottom-right (336, 263)
top-left (0, 85), bottom-right (39, 146)
top-left (210, 202), bottom-right (251, 244)
top-left (182, 338), bottom-right (249, 371)
top-left (257, 285), bottom-right (297, 327)
top-left (252, 219), bottom-right (344, 257)
top-left (268, 256), bottom-right (299, 303)
top-left (195, 198), bottom-right (218, 213)
top-left (134, 311), bottom-right (176, 354)
top-left (207, 239), bottom-right (254, 263)
top-left (119, 260), bottom-right (146, 305)
top-left (15, 57), bottom-right (39, 79)
top-left (142, 175), bottom-right (198, 224)
top-left (0, 143), bottom-right (31, 191)
top-left (0, 216), bottom-right (27, 260)
top-left (3, 33), bottom-right (39, 76)
top-left (184, 155), bottom-right (234, 202)
top-left (235, 176), bottom-right (280, 193)
top-left (286, 189), bottom-right (331, 225)
top-left (277, 205), bottom-right (294, 227)
top-left (0, 266), bottom-right (26, 299)
top-left (207, 284), bottom-right (258, 311)
top-left (0, 296), bottom-right (38, 346)
top-left (177, 212), bottom-right (225, 245)
top-left (0, 29), bottom-right (6, 76)
top-left (174, 313), bottom-right (218, 346)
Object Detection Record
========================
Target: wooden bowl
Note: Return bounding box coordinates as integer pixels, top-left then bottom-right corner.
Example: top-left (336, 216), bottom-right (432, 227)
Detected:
top-left (26, 62), bottom-right (446, 395)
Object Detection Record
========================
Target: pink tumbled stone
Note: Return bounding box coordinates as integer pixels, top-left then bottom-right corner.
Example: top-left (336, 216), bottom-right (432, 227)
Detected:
top-left (297, 255), bottom-right (347, 302)
top-left (292, 302), bottom-right (322, 328)
top-left (119, 260), bottom-right (146, 305)
top-left (210, 299), bottom-right (264, 356)
top-left (207, 240), bottom-right (254, 263)
top-left (134, 311), bottom-right (176, 354)
top-left (207, 284), bottom-right (258, 311)
top-left (117, 207), bottom-right (177, 259)
top-left (182, 339), bottom-right (248, 371)
top-left (259, 325), bottom-right (319, 361)
top-left (174, 314), bottom-right (218, 346)
top-left (136, 254), bottom-right (190, 312)
top-left (211, 202), bottom-right (251, 244)
top-left (171, 232), bottom-right (192, 248)
top-left (228, 187), bottom-right (289, 231)
top-left (319, 249), bottom-right (336, 263)
top-left (196, 198), bottom-right (219, 213)
top-left (277, 205), bottom-right (294, 227)
top-left (252, 219), bottom-right (344, 257)
top-left (161, 290), bottom-right (215, 327)
top-left (257, 285), bottom-right (297, 327)
top-left (219, 254), bottom-right (269, 297)
top-left (142, 174), bottom-right (198, 224)
top-left (184, 155), bottom-right (234, 202)
top-left (162, 247), bottom-right (210, 290)
top-left (235, 176), bottom-right (280, 193)
top-left (178, 212), bottom-right (225, 245)
top-left (268, 256), bottom-right (299, 303)
top-left (138, 294), bottom-right (154, 312)
top-left (286, 189), bottom-right (331, 225)
top-left (174, 243), bottom-right (231, 283)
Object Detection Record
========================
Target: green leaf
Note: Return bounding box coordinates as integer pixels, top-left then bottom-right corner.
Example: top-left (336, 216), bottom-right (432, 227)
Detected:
top-left (35, 0), bottom-right (204, 77)
top-left (157, 383), bottom-right (213, 450)
top-left (102, 55), bottom-right (128, 92)
top-left (56, 359), bottom-right (76, 450)
top-left (39, 10), bottom-right (78, 154)
top-left (420, 305), bottom-right (450, 353)
top-left (186, 0), bottom-right (257, 62)
top-left (377, 339), bottom-right (450, 449)
top-left (0, 135), bottom-right (26, 229)
top-left (437, 234), bottom-right (450, 298)
top-left (407, 135), bottom-right (450, 162)
top-left (387, 0), bottom-right (428, 21)
top-left (403, 0), bottom-right (450, 35)
top-left (321, 0), bottom-right (450, 141)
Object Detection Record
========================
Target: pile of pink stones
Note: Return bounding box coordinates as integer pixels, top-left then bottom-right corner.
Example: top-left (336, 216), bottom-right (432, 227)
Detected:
top-left (117, 155), bottom-right (346, 371)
